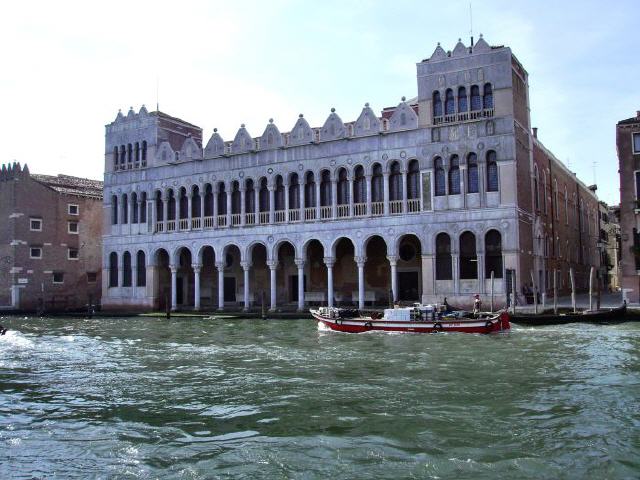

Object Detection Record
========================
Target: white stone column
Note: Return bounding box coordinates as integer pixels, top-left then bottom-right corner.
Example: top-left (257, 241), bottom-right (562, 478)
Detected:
top-left (199, 190), bottom-right (205, 227)
top-left (241, 261), bottom-right (251, 311)
top-left (295, 259), bottom-right (305, 311)
top-left (324, 257), bottom-right (335, 308)
top-left (240, 187), bottom-right (246, 226)
top-left (150, 199), bottom-right (157, 233)
top-left (479, 163), bottom-right (486, 208)
top-left (383, 172), bottom-right (390, 215)
top-left (268, 260), bottom-right (278, 311)
top-left (213, 185), bottom-right (219, 228)
top-left (315, 180), bottom-right (321, 219)
top-left (355, 256), bottom-right (366, 310)
top-left (348, 177), bottom-right (354, 216)
top-left (269, 186), bottom-right (275, 224)
top-left (170, 265), bottom-right (178, 311)
top-left (126, 194), bottom-right (133, 225)
top-left (401, 170), bottom-right (408, 213)
top-left (192, 264), bottom-right (201, 310)
top-left (163, 193), bottom-right (169, 226)
top-left (331, 179), bottom-right (337, 218)
top-left (284, 180), bottom-right (290, 222)
top-left (478, 251), bottom-right (486, 294)
top-left (388, 255), bottom-right (398, 303)
top-left (421, 254), bottom-right (435, 303)
top-left (254, 187), bottom-right (260, 221)
top-left (137, 199), bottom-right (144, 224)
top-left (365, 174), bottom-right (372, 216)
top-left (452, 254), bottom-right (460, 295)
top-left (460, 165), bottom-right (467, 209)
top-left (216, 261), bottom-right (225, 310)
top-left (187, 192), bottom-right (193, 229)
top-left (131, 265), bottom-right (138, 299)
top-left (226, 186), bottom-right (232, 227)
top-left (299, 182), bottom-right (305, 221)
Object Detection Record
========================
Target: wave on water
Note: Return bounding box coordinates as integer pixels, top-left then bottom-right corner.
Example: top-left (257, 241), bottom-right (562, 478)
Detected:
top-left (0, 330), bottom-right (34, 349)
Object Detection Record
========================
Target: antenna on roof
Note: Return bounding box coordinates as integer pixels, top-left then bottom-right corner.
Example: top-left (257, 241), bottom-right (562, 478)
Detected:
top-left (469, 2), bottom-right (474, 47)
top-left (156, 75), bottom-right (160, 112)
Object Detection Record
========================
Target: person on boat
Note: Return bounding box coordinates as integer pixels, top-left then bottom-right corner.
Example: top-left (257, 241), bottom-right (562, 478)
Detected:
top-left (473, 294), bottom-right (482, 315)
top-left (0, 325), bottom-right (7, 335)
top-left (442, 297), bottom-right (451, 313)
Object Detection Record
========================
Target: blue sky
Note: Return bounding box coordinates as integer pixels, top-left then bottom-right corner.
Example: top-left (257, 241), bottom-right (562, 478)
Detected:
top-left (0, 0), bottom-right (637, 205)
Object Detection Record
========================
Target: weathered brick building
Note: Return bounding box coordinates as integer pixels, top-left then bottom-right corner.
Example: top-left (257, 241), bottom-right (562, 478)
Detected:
top-left (617, 111), bottom-right (640, 302)
top-left (0, 163), bottom-right (103, 311)
top-left (101, 36), bottom-right (600, 312)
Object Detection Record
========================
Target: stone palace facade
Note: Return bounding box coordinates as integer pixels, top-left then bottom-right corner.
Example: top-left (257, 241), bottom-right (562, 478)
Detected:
top-left (101, 36), bottom-right (600, 311)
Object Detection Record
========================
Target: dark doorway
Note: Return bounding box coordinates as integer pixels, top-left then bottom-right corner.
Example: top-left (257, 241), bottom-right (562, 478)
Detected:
top-left (224, 277), bottom-right (236, 302)
top-left (177, 277), bottom-right (184, 305)
top-left (290, 274), bottom-right (306, 302)
top-left (398, 271), bottom-right (419, 301)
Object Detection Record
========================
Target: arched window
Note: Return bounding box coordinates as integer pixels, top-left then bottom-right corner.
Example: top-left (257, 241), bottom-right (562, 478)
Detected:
top-left (245, 180), bottom-right (255, 213)
top-left (231, 181), bottom-right (241, 214)
top-left (470, 85), bottom-right (481, 111)
top-left (127, 144), bottom-right (133, 166)
top-left (467, 153), bottom-right (479, 193)
top-left (108, 252), bottom-right (118, 287)
top-left (217, 183), bottom-right (227, 215)
top-left (131, 192), bottom-right (138, 223)
top-left (435, 233), bottom-right (452, 280)
top-left (141, 141), bottom-right (147, 164)
top-left (485, 230), bottom-right (503, 278)
top-left (459, 231), bottom-right (477, 279)
top-left (433, 91), bottom-right (442, 117)
top-left (136, 251), bottom-right (146, 287)
top-left (444, 88), bottom-right (455, 115)
top-left (372, 163), bottom-right (383, 202)
top-left (190, 186), bottom-right (200, 218)
top-left (123, 251), bottom-right (132, 287)
top-left (274, 176), bottom-right (285, 211)
top-left (119, 145), bottom-right (126, 165)
top-left (554, 179), bottom-right (559, 220)
top-left (179, 187), bottom-right (188, 219)
top-left (113, 147), bottom-right (119, 169)
top-left (486, 150), bottom-right (498, 192)
top-left (155, 191), bottom-right (164, 220)
top-left (542, 171), bottom-right (547, 214)
top-left (259, 178), bottom-right (269, 212)
top-left (533, 165), bottom-right (540, 210)
top-left (389, 161), bottom-right (402, 201)
top-left (140, 192), bottom-right (147, 223)
top-left (111, 195), bottom-right (118, 225)
top-left (458, 86), bottom-right (468, 112)
top-left (448, 155), bottom-right (460, 195)
top-left (289, 173), bottom-right (299, 209)
top-left (320, 170), bottom-right (332, 206)
top-left (483, 83), bottom-right (493, 109)
top-left (407, 160), bottom-right (420, 199)
top-left (304, 172), bottom-right (316, 207)
top-left (434, 157), bottom-right (446, 196)
top-left (354, 165), bottom-right (366, 203)
top-left (167, 189), bottom-right (176, 220)
top-left (564, 186), bottom-right (569, 224)
top-left (135, 142), bottom-right (140, 163)
top-left (121, 194), bottom-right (128, 224)
top-left (337, 168), bottom-right (349, 204)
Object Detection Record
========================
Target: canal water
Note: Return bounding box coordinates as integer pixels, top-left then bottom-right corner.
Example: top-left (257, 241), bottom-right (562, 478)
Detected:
top-left (0, 316), bottom-right (638, 479)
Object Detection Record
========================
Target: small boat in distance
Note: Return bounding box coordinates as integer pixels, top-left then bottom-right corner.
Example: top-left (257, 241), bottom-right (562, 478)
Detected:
top-left (510, 304), bottom-right (627, 326)
top-left (310, 305), bottom-right (510, 334)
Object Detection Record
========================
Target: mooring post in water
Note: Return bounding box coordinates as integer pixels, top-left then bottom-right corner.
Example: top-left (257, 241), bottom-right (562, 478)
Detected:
top-left (570, 267), bottom-right (576, 313)
top-left (597, 271), bottom-right (601, 310)
top-left (553, 269), bottom-right (558, 314)
top-left (589, 266), bottom-right (594, 312)
top-left (165, 294), bottom-right (170, 319)
top-left (490, 271), bottom-right (494, 313)
top-left (530, 271), bottom-right (538, 314)
top-left (261, 291), bottom-right (266, 320)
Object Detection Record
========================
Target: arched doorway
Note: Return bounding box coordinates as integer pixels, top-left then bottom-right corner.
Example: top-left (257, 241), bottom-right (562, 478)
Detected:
top-left (153, 248), bottom-right (170, 310)
top-left (396, 234), bottom-right (422, 302)
top-left (332, 237), bottom-right (357, 306)
top-left (363, 235), bottom-right (390, 306)
top-left (275, 241), bottom-right (297, 307)
top-left (304, 239), bottom-right (326, 306)
top-left (249, 243), bottom-right (269, 310)
top-left (175, 247), bottom-right (194, 309)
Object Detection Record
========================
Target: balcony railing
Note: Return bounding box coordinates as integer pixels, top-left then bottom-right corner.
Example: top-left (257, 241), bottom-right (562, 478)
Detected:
top-left (320, 206), bottom-right (332, 219)
top-left (191, 217), bottom-right (202, 229)
top-left (245, 212), bottom-right (256, 225)
top-left (217, 215), bottom-right (227, 227)
top-left (337, 204), bottom-right (350, 218)
top-left (407, 198), bottom-right (420, 213)
top-left (289, 209), bottom-right (301, 222)
top-left (203, 216), bottom-right (214, 228)
top-left (178, 218), bottom-right (189, 230)
top-left (259, 212), bottom-right (269, 224)
top-left (305, 207), bottom-right (317, 221)
top-left (274, 210), bottom-right (286, 223)
top-left (389, 200), bottom-right (403, 215)
top-left (433, 108), bottom-right (495, 126)
top-left (371, 201), bottom-right (384, 216)
top-left (231, 213), bottom-right (242, 226)
top-left (166, 220), bottom-right (176, 232)
top-left (353, 203), bottom-right (367, 217)
top-left (155, 221), bottom-right (164, 233)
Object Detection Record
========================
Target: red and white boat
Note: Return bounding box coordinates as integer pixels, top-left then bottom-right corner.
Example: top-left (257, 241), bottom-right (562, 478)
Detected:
top-left (311, 305), bottom-right (510, 334)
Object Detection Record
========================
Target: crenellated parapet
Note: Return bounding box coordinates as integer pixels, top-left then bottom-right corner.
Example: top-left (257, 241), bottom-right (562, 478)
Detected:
top-left (0, 161), bottom-right (29, 182)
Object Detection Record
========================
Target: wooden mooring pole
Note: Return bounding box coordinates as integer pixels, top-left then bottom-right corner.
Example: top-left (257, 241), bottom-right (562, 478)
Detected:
top-left (530, 271), bottom-right (538, 315)
top-left (589, 266), bottom-right (595, 312)
top-left (490, 271), bottom-right (494, 313)
top-left (553, 269), bottom-right (558, 314)
top-left (569, 267), bottom-right (576, 313)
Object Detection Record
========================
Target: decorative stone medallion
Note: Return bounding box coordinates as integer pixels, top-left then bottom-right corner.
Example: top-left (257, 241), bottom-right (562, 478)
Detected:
top-left (347, 157), bottom-right (353, 165)
top-left (477, 142), bottom-right (485, 150)
top-left (400, 151), bottom-right (407, 159)
top-left (173, 181), bottom-right (178, 186)
top-left (382, 153), bottom-right (389, 160)
top-left (267, 235), bottom-right (274, 243)
top-left (267, 168), bottom-right (273, 174)
top-left (239, 171), bottom-right (244, 178)
top-left (330, 159), bottom-right (336, 166)
top-left (298, 163), bottom-right (303, 171)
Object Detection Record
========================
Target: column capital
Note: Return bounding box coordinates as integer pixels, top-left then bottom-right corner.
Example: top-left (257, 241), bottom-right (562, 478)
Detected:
top-left (383, 172), bottom-right (390, 178)
top-left (215, 261), bottom-right (226, 270)
top-left (354, 256), bottom-right (367, 267)
top-left (267, 260), bottom-right (278, 270)
top-left (387, 255), bottom-right (398, 266)
top-left (268, 185), bottom-right (276, 192)
top-left (323, 256), bottom-right (336, 268)
top-left (294, 258), bottom-right (306, 268)
top-left (191, 263), bottom-right (202, 273)
top-left (199, 189), bottom-right (206, 197)
top-left (169, 264), bottom-right (178, 273)
top-left (240, 261), bottom-right (252, 271)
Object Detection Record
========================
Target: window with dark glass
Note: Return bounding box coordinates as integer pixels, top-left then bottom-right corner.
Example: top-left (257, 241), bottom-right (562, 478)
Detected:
top-left (407, 160), bottom-right (420, 199)
top-left (434, 157), bottom-right (446, 196)
top-left (137, 251), bottom-right (146, 287)
top-left (354, 166), bottom-right (366, 203)
top-left (433, 91), bottom-right (442, 117)
top-left (304, 173), bottom-right (315, 207)
top-left (470, 85), bottom-right (481, 111)
top-left (372, 164), bottom-right (383, 202)
top-left (458, 86), bottom-right (467, 112)
top-left (448, 155), bottom-right (460, 195)
top-left (435, 233), bottom-right (452, 280)
top-left (487, 151), bottom-right (499, 192)
top-left (633, 133), bottom-right (640, 154)
top-left (467, 153), bottom-right (478, 193)
top-left (483, 83), bottom-right (493, 109)
top-left (389, 162), bottom-right (402, 201)
top-left (109, 252), bottom-right (118, 287)
top-left (485, 230), bottom-right (503, 278)
top-left (53, 272), bottom-right (64, 284)
top-left (444, 89), bottom-right (455, 115)
top-left (459, 232), bottom-right (477, 279)
top-left (123, 252), bottom-right (132, 287)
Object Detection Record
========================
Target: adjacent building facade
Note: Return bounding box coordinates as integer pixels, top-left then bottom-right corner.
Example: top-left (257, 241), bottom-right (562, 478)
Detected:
top-left (102, 36), bottom-right (600, 312)
top-left (0, 163), bottom-right (103, 311)
top-left (617, 111), bottom-right (640, 302)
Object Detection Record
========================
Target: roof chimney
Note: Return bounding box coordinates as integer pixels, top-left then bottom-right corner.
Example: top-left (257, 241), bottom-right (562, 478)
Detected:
top-left (532, 127), bottom-right (538, 138)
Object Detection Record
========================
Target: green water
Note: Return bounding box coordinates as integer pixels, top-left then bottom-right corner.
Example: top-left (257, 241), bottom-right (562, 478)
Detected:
top-left (0, 316), bottom-right (638, 479)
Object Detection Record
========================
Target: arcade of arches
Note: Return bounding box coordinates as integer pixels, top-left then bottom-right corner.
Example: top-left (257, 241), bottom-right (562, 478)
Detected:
top-left (107, 230), bottom-right (504, 311)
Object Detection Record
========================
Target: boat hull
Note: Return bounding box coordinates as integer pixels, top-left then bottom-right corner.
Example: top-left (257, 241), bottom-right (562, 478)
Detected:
top-left (510, 305), bottom-right (627, 326)
top-left (311, 310), bottom-right (510, 334)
